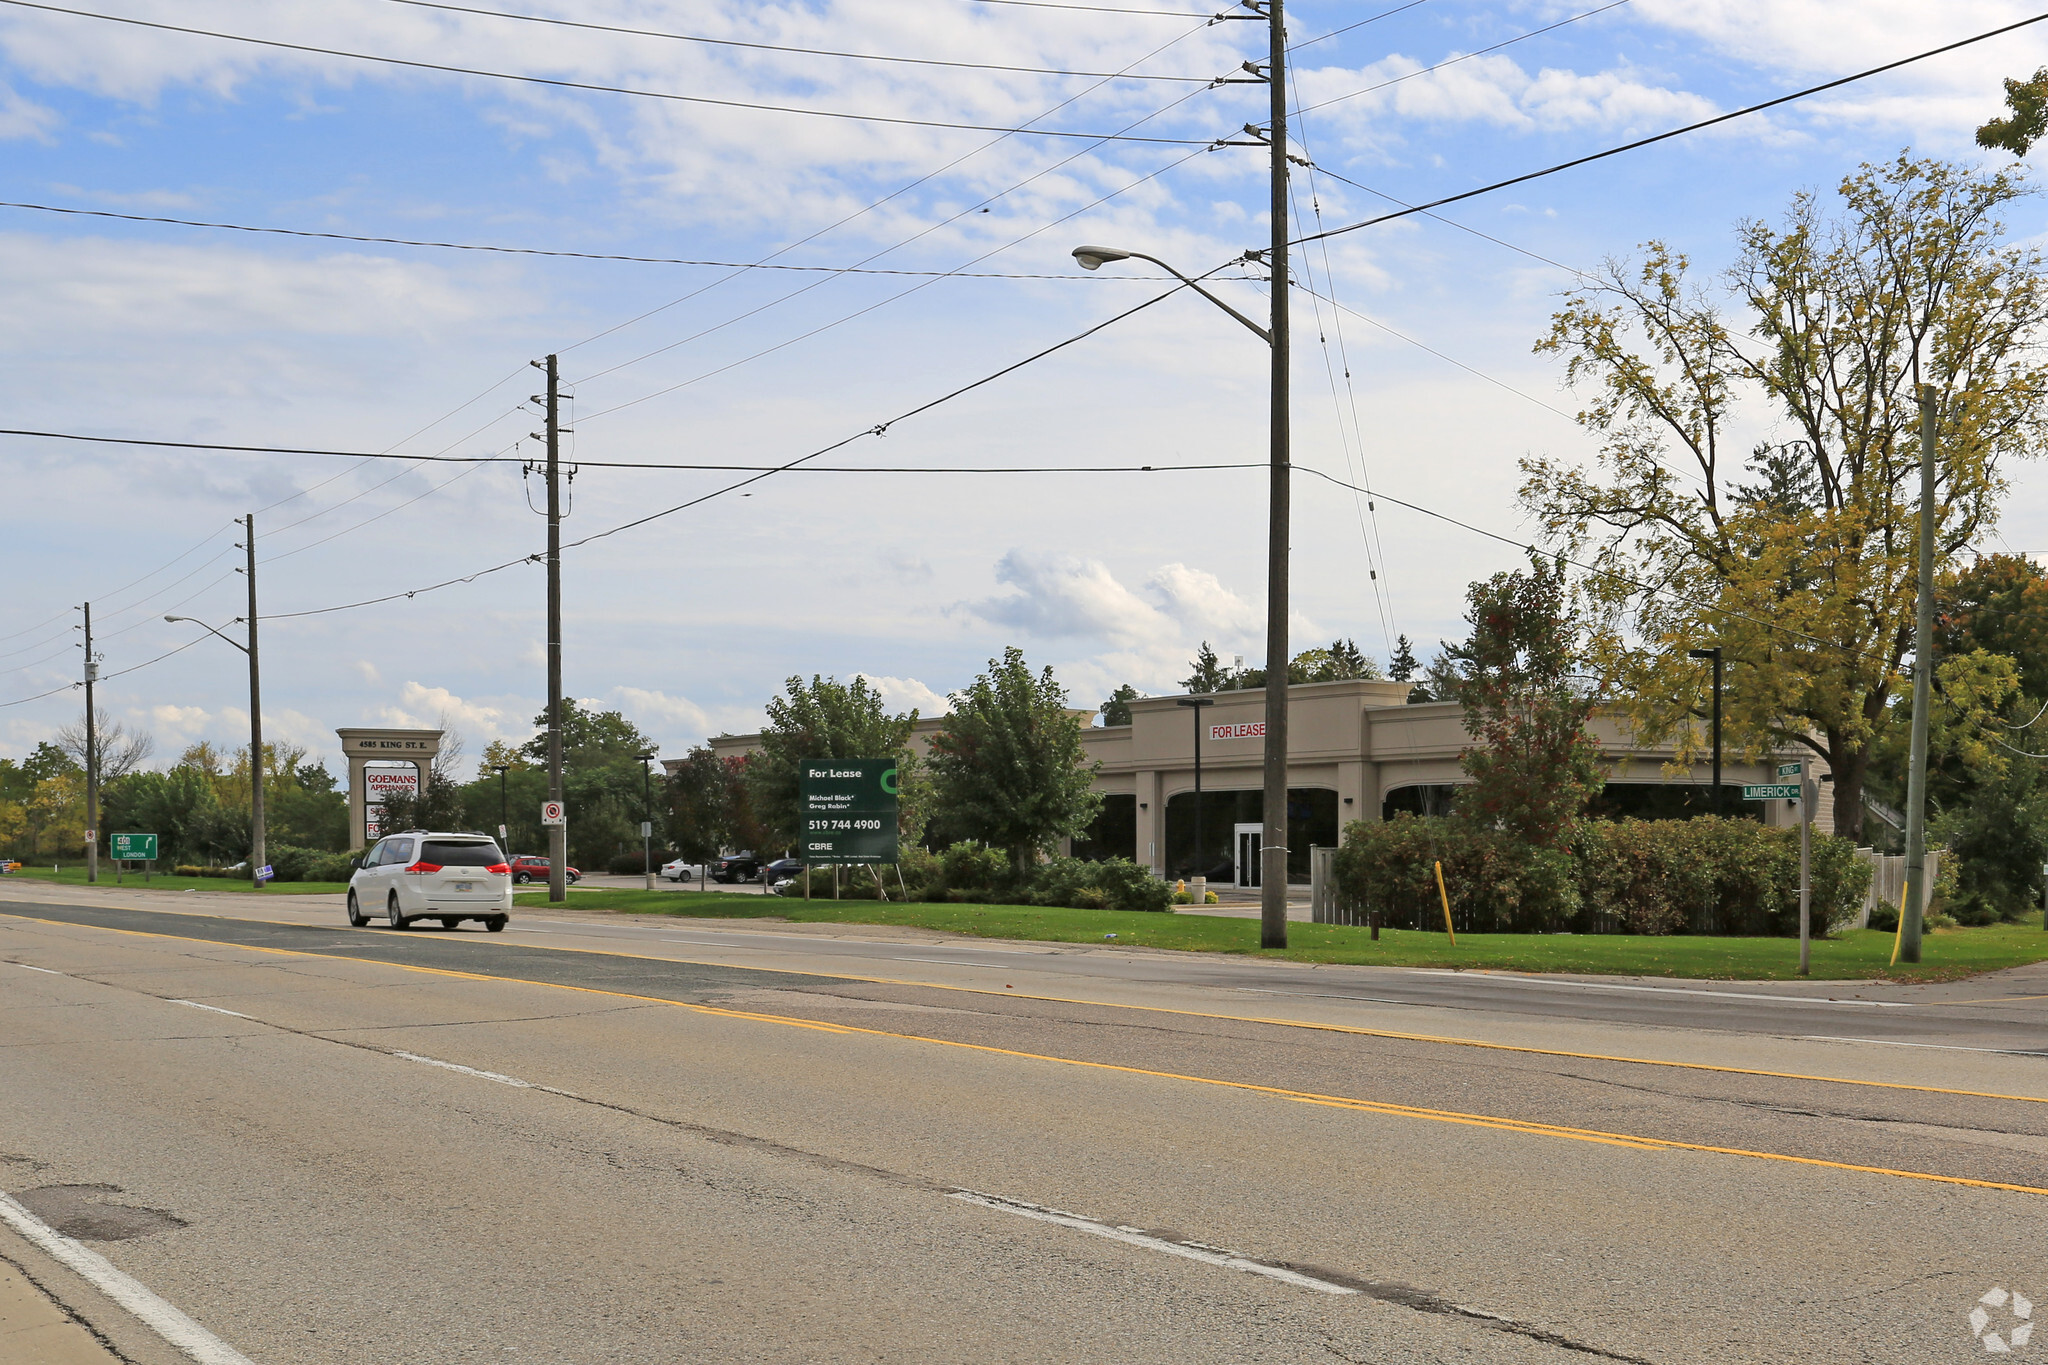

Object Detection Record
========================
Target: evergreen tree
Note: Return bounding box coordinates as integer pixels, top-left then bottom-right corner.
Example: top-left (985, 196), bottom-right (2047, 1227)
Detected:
top-left (1181, 642), bottom-right (1227, 694)
top-left (1388, 634), bottom-right (1420, 682)
top-left (1099, 684), bottom-right (1141, 726)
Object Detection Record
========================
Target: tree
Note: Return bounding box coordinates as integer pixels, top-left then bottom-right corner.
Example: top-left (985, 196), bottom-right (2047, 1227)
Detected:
top-left (1181, 642), bottom-right (1227, 693)
top-left (56, 709), bottom-right (154, 782)
top-left (1444, 559), bottom-right (1607, 846)
top-left (478, 738), bottom-right (533, 773)
top-left (1522, 156), bottom-right (2048, 842)
top-left (1290, 637), bottom-right (1383, 683)
top-left (929, 647), bottom-right (1101, 874)
top-left (1388, 634), bottom-right (1420, 683)
top-left (749, 675), bottom-right (926, 848)
top-left (1099, 684), bottom-right (1141, 727)
top-left (1979, 68), bottom-right (2048, 157)
top-left (514, 699), bottom-right (660, 867)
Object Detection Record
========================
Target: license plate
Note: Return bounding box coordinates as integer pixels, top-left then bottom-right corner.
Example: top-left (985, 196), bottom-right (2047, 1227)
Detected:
top-left (455, 881), bottom-right (473, 892)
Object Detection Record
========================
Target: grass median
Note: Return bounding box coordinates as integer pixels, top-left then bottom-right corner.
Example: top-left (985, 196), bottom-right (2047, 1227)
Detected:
top-left (1, 866), bottom-right (351, 895)
top-left (513, 887), bottom-right (2048, 982)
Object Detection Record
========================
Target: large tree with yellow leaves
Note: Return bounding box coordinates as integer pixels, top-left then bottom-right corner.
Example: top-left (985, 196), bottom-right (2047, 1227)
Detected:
top-left (1521, 156), bottom-right (2048, 841)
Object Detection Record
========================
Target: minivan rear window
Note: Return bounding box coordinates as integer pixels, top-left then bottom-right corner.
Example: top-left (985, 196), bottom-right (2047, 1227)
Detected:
top-left (423, 840), bottom-right (505, 867)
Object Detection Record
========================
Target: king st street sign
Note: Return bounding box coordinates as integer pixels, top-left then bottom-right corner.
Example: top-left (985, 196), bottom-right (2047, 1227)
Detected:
top-left (799, 760), bottom-right (899, 863)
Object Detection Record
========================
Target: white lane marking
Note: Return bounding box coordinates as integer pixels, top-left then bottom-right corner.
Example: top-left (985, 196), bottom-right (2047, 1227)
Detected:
top-left (1802, 1035), bottom-right (2048, 1056)
top-left (1410, 971), bottom-right (1912, 1007)
top-left (0, 1190), bottom-right (258, 1365)
top-left (12, 963), bottom-right (64, 975)
top-left (1238, 988), bottom-right (1433, 1007)
top-left (949, 1190), bottom-right (1358, 1296)
top-left (390, 1050), bottom-right (532, 1088)
top-left (169, 1000), bottom-right (251, 1019)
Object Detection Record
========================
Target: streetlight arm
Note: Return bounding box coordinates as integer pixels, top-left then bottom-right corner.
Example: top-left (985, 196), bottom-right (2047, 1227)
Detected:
top-left (1125, 251), bottom-right (1272, 344)
top-left (165, 615), bottom-right (249, 656)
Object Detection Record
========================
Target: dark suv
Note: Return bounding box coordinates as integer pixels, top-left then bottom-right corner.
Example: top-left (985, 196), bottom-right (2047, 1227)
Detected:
top-left (507, 855), bottom-right (580, 885)
top-left (712, 852), bottom-right (762, 883)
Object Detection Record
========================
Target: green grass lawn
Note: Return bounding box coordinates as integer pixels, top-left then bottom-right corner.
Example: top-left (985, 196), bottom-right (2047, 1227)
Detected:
top-left (1, 866), bottom-right (351, 896)
top-left (513, 887), bottom-right (2048, 982)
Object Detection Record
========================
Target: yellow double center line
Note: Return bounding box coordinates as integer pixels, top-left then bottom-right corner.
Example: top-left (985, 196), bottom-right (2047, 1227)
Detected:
top-left (9, 909), bottom-right (2048, 1198)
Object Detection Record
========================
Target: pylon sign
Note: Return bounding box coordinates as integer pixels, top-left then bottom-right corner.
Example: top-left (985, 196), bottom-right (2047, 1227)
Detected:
top-left (799, 760), bottom-right (898, 863)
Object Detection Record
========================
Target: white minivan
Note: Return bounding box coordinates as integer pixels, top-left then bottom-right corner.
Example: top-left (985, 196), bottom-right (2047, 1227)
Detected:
top-left (347, 831), bottom-right (512, 932)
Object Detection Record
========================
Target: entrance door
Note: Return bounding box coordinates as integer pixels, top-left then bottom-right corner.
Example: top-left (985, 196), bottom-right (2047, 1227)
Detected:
top-left (1234, 824), bottom-right (1262, 889)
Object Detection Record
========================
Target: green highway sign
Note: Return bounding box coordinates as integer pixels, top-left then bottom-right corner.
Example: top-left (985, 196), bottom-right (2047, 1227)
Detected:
top-left (799, 760), bottom-right (899, 863)
top-left (110, 832), bottom-right (157, 861)
top-left (1743, 784), bottom-right (1801, 801)
top-left (1777, 761), bottom-right (1803, 778)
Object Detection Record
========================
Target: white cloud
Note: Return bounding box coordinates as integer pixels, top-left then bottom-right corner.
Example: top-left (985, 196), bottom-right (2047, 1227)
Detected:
top-left (0, 81), bottom-right (55, 141)
top-left (377, 681), bottom-right (510, 742)
top-left (1298, 53), bottom-right (1719, 141)
top-left (859, 674), bottom-right (947, 715)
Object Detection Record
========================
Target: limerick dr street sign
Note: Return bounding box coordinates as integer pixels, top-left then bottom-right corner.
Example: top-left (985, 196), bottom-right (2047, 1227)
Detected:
top-left (1744, 784), bottom-right (1802, 801)
top-left (800, 760), bottom-right (898, 863)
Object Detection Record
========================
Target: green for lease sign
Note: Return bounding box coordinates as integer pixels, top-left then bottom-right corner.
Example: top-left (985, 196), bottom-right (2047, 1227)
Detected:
top-left (110, 833), bottom-right (158, 861)
top-left (799, 760), bottom-right (899, 863)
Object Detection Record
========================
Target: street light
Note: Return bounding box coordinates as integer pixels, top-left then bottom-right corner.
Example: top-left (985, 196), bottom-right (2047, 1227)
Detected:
top-left (491, 764), bottom-right (509, 844)
top-left (166, 612), bottom-right (265, 886)
top-left (1076, 239), bottom-right (1291, 946)
top-left (638, 750), bottom-right (658, 891)
top-left (1175, 697), bottom-right (1215, 884)
top-left (1687, 647), bottom-right (1723, 817)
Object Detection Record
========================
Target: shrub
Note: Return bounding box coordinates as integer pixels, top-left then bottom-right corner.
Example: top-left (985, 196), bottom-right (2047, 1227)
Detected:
top-left (266, 844), bottom-right (358, 884)
top-left (1334, 814), bottom-right (1871, 936)
top-left (607, 850), bottom-right (676, 876)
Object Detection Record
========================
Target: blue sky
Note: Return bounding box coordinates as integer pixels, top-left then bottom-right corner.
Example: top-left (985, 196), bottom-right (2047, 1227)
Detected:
top-left (3, 0), bottom-right (2045, 778)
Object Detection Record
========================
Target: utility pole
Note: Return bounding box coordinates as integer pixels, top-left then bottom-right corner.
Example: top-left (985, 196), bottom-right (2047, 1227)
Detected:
top-left (82, 603), bottom-right (98, 883)
top-left (534, 354), bottom-right (568, 904)
top-left (1899, 386), bottom-right (1939, 964)
top-left (243, 514), bottom-right (265, 887)
top-left (1259, 0), bottom-right (1292, 949)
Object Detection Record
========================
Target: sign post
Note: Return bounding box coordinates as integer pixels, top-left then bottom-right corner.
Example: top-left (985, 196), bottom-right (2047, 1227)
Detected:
top-left (799, 761), bottom-right (899, 899)
top-left (111, 833), bottom-right (158, 884)
top-left (1751, 770), bottom-right (1814, 973)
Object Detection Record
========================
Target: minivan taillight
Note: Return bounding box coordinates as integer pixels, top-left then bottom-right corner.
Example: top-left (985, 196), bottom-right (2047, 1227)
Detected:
top-left (486, 863), bottom-right (511, 875)
top-left (404, 862), bottom-right (442, 875)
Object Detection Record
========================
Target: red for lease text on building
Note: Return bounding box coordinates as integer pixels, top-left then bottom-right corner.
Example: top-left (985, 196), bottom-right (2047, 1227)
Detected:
top-left (1209, 722), bottom-right (1266, 740)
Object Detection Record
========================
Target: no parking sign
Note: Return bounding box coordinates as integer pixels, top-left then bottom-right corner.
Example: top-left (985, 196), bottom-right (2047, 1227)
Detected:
top-left (540, 800), bottom-right (566, 826)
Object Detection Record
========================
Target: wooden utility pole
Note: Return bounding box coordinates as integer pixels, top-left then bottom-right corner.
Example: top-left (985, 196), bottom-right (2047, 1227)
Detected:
top-left (244, 513), bottom-right (266, 887)
top-left (1899, 387), bottom-right (1939, 963)
top-left (82, 602), bottom-right (98, 883)
top-left (1259, 0), bottom-right (1292, 949)
top-left (534, 354), bottom-right (568, 904)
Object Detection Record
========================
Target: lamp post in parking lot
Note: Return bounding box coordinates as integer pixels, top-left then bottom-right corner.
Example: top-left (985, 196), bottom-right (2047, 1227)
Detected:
top-left (638, 751), bottom-right (657, 891)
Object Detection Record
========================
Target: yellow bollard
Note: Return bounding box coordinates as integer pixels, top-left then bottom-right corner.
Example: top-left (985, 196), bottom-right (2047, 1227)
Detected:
top-left (1434, 860), bottom-right (1456, 946)
top-left (1889, 873), bottom-right (1911, 967)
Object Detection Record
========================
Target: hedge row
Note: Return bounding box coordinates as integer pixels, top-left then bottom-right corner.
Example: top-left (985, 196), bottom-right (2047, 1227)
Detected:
top-left (777, 842), bottom-right (1173, 913)
top-left (1332, 815), bottom-right (1872, 936)
top-left (171, 844), bottom-right (359, 883)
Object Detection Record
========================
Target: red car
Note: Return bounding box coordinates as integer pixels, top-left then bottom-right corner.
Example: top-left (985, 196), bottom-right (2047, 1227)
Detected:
top-left (507, 855), bottom-right (580, 885)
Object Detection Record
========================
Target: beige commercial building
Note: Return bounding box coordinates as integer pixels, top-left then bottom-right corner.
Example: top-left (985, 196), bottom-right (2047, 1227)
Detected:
top-left (700, 678), bottom-right (1820, 886)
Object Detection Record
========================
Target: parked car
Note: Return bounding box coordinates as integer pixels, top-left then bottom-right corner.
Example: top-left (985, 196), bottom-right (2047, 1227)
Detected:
top-left (661, 858), bottom-right (705, 882)
top-left (711, 852), bottom-right (762, 883)
top-left (347, 832), bottom-right (512, 932)
top-left (507, 854), bottom-right (580, 885)
top-left (760, 857), bottom-right (805, 886)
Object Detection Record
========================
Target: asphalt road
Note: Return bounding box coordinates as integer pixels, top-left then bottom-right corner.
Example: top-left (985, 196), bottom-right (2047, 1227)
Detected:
top-left (3, 884), bottom-right (2047, 1362)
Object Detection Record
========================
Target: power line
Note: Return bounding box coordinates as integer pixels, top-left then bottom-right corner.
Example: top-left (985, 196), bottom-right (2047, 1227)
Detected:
top-left (1297, 10), bottom-right (2048, 246)
top-left (1297, 466), bottom-right (1899, 668)
top-left (1295, 0), bottom-right (1635, 114)
top-left (376, 0), bottom-right (1216, 81)
top-left (261, 282), bottom-right (1196, 621)
top-left (1288, 0), bottom-right (1431, 53)
top-left (0, 427), bottom-right (1262, 473)
top-left (0, 0), bottom-right (1214, 144)
top-left (0, 201), bottom-right (1173, 277)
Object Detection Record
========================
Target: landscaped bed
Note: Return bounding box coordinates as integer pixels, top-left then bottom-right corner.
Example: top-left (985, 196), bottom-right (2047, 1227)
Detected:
top-left (511, 886), bottom-right (2048, 983)
top-left (1, 866), bottom-right (350, 895)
